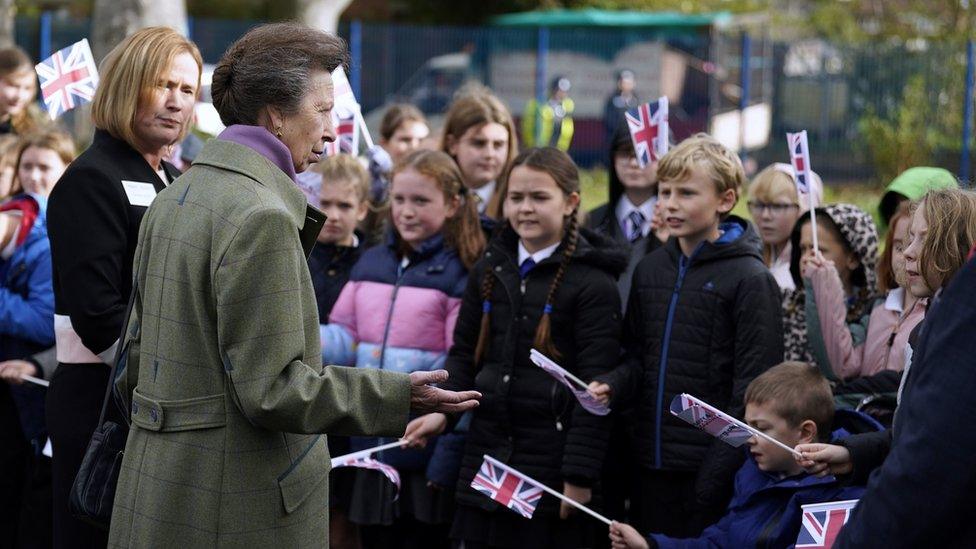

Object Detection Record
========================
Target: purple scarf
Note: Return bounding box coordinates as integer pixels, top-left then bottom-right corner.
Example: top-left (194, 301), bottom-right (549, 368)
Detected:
top-left (218, 125), bottom-right (297, 183)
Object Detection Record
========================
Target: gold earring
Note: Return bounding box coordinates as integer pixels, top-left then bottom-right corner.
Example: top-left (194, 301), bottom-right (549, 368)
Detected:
top-left (275, 126), bottom-right (282, 138)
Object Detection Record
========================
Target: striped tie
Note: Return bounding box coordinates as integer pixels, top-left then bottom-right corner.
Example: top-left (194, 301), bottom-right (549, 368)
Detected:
top-left (628, 210), bottom-right (646, 242)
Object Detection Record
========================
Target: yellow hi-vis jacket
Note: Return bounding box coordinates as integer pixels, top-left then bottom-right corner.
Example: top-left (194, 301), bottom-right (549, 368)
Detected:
top-left (521, 97), bottom-right (575, 151)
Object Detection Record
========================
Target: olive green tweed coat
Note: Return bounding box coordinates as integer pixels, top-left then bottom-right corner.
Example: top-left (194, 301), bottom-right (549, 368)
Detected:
top-left (108, 138), bottom-right (411, 548)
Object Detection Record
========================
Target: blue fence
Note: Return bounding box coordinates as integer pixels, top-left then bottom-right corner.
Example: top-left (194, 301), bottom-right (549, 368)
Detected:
top-left (16, 12), bottom-right (975, 184)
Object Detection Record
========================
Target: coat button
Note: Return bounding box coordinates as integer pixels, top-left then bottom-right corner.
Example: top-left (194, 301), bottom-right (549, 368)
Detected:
top-left (149, 409), bottom-right (158, 422)
top-left (503, 374), bottom-right (510, 383)
top-left (494, 266), bottom-right (503, 272)
top-left (327, 269), bottom-right (337, 276)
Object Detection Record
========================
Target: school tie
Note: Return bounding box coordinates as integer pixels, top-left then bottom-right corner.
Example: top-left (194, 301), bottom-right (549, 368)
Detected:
top-left (519, 258), bottom-right (536, 279)
top-left (628, 210), bottom-right (646, 242)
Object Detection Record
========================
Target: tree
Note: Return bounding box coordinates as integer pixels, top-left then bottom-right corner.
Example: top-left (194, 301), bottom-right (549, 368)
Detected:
top-left (298, 0), bottom-right (352, 33)
top-left (90, 0), bottom-right (188, 60)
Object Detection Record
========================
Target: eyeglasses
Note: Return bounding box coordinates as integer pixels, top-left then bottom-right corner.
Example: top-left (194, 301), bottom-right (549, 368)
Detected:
top-left (747, 201), bottom-right (799, 216)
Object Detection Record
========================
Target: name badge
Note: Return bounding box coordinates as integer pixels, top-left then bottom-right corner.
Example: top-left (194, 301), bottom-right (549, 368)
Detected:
top-left (121, 180), bottom-right (158, 207)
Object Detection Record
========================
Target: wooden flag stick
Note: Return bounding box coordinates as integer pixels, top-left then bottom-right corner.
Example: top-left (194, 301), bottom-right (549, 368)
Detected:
top-left (484, 455), bottom-right (612, 525)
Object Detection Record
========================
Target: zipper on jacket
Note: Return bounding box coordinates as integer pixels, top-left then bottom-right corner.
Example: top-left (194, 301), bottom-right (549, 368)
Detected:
top-left (654, 246), bottom-right (701, 468)
top-left (378, 261), bottom-right (410, 370)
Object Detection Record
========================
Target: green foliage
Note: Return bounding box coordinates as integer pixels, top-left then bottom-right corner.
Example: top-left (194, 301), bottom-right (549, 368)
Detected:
top-left (858, 76), bottom-right (936, 185)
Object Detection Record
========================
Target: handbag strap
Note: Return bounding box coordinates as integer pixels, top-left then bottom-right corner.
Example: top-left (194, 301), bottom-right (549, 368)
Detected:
top-left (96, 278), bottom-right (138, 428)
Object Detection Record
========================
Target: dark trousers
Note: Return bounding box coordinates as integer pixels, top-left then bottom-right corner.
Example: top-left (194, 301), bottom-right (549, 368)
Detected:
top-left (0, 384), bottom-right (29, 547)
top-left (46, 363), bottom-right (119, 549)
top-left (631, 469), bottom-right (723, 539)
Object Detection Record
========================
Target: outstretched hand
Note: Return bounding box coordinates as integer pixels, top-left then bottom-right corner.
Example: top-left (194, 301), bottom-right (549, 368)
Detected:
top-left (408, 370), bottom-right (481, 414)
top-left (795, 443), bottom-right (853, 477)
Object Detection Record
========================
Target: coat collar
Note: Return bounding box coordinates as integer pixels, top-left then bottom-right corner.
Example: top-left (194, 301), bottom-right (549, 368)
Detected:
top-left (192, 137), bottom-right (326, 257)
top-left (91, 129), bottom-right (181, 185)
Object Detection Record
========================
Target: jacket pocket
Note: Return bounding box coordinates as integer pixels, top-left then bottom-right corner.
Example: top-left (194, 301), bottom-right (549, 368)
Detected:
top-left (130, 388), bottom-right (226, 432)
top-left (277, 435), bottom-right (330, 514)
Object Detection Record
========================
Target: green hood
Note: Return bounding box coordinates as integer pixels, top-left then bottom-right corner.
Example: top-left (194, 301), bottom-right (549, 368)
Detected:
top-left (880, 167), bottom-right (958, 227)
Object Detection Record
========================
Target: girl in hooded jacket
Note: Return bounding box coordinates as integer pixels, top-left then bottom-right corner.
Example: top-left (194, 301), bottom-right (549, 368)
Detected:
top-left (802, 209), bottom-right (925, 381)
top-left (321, 149), bottom-right (486, 548)
top-left (782, 204), bottom-right (880, 376)
top-left (406, 147), bottom-right (625, 548)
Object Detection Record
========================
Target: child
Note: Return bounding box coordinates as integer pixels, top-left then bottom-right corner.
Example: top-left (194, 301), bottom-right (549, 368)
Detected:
top-left (0, 129), bottom-right (73, 547)
top-left (440, 89), bottom-right (518, 217)
top-left (782, 204), bottom-right (879, 370)
top-left (587, 125), bottom-right (665, 308)
top-left (0, 47), bottom-right (42, 139)
top-left (597, 133), bottom-right (784, 537)
top-left (608, 362), bottom-right (864, 549)
top-left (379, 104), bottom-right (429, 166)
top-left (309, 154), bottom-right (369, 322)
top-left (405, 147), bottom-right (626, 548)
top-left (746, 163), bottom-right (823, 291)
top-left (321, 149), bottom-right (485, 548)
top-left (877, 166), bottom-right (957, 229)
top-left (803, 209), bottom-right (924, 381)
top-left (796, 188), bottom-right (976, 483)
top-left (306, 153), bottom-right (369, 549)
top-left (360, 104), bottom-right (431, 244)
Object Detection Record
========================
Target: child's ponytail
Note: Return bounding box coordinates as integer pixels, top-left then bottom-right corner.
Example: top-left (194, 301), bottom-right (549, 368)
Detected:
top-left (532, 210), bottom-right (579, 360)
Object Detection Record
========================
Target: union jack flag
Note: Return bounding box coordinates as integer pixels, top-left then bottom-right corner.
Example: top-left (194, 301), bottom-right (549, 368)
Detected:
top-left (470, 455), bottom-right (544, 519)
top-left (331, 454), bottom-right (401, 498)
top-left (530, 349), bottom-right (609, 416)
top-left (625, 96), bottom-right (669, 168)
top-left (795, 499), bottom-right (858, 548)
top-left (35, 39), bottom-right (99, 120)
top-left (670, 394), bottom-right (754, 447)
top-left (787, 131), bottom-right (813, 195)
top-left (324, 108), bottom-right (359, 157)
top-left (331, 66), bottom-right (359, 113)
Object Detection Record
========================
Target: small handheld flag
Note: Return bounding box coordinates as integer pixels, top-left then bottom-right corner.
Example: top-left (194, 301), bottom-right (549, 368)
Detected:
top-left (471, 455), bottom-right (545, 519)
top-left (330, 440), bottom-right (407, 499)
top-left (471, 455), bottom-right (613, 524)
top-left (786, 130), bottom-right (819, 253)
top-left (669, 394), bottom-right (802, 458)
top-left (324, 109), bottom-right (359, 157)
top-left (35, 39), bottom-right (99, 120)
top-left (529, 349), bottom-right (610, 416)
top-left (626, 96), bottom-right (669, 168)
top-left (331, 67), bottom-right (374, 150)
top-left (795, 499), bottom-right (858, 548)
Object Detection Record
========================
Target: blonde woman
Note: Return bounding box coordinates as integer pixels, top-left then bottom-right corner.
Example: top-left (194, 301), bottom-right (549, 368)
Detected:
top-left (45, 27), bottom-right (202, 548)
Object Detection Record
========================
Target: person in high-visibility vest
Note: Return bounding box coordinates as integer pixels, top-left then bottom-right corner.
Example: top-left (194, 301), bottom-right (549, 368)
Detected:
top-left (521, 76), bottom-right (575, 151)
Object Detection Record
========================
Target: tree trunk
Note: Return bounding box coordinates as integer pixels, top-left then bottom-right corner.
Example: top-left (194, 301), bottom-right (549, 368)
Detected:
top-left (90, 0), bottom-right (188, 61)
top-left (0, 0), bottom-right (14, 48)
top-left (298, 0), bottom-right (353, 34)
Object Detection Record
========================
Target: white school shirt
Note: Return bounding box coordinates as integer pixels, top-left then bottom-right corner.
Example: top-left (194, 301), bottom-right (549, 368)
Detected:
top-left (615, 195), bottom-right (656, 238)
top-left (518, 240), bottom-right (561, 267)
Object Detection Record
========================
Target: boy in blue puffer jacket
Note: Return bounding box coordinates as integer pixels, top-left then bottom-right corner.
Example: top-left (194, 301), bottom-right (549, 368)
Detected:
top-left (609, 362), bottom-right (865, 548)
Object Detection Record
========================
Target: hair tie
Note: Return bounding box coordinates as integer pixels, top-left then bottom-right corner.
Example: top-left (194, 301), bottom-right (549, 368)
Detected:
top-left (482, 300), bottom-right (491, 313)
top-left (543, 303), bottom-right (553, 314)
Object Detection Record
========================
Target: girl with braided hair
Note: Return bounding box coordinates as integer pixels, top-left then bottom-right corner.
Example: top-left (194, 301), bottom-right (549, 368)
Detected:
top-left (406, 147), bottom-right (627, 548)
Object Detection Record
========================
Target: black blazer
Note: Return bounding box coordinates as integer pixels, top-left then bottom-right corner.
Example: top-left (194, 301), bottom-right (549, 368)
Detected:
top-left (47, 129), bottom-right (180, 357)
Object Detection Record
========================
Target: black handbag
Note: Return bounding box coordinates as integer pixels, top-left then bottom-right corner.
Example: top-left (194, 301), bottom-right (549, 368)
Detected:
top-left (67, 284), bottom-right (136, 529)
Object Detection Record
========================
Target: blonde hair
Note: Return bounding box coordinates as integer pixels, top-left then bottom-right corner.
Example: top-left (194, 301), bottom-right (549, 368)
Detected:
top-left (313, 153), bottom-right (369, 204)
top-left (915, 188), bottom-right (976, 289)
top-left (0, 47), bottom-right (40, 135)
top-left (91, 27), bottom-right (202, 149)
top-left (392, 150), bottom-right (486, 269)
top-left (749, 166), bottom-right (800, 205)
top-left (657, 133), bottom-right (744, 213)
top-left (440, 90), bottom-right (518, 217)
